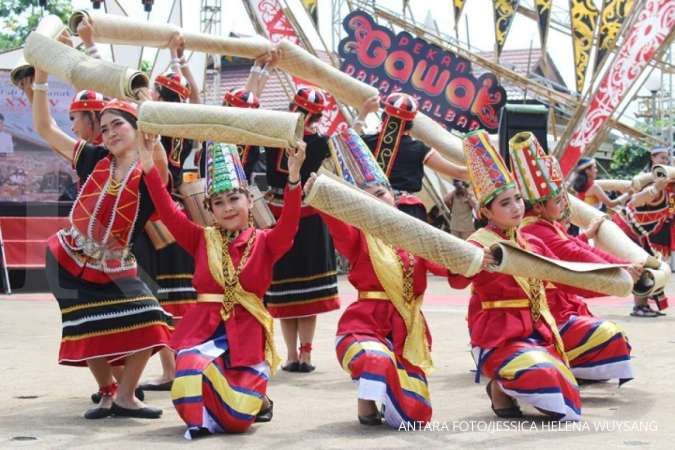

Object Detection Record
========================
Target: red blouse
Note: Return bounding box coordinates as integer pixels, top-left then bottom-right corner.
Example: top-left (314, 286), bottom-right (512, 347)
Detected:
top-left (448, 225), bottom-right (594, 350)
top-left (143, 167), bottom-right (301, 367)
top-left (320, 212), bottom-right (448, 357)
top-left (521, 215), bottom-right (626, 323)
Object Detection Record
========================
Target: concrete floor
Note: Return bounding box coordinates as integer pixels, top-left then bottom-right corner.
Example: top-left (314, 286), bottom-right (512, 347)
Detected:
top-left (1, 276), bottom-right (674, 449)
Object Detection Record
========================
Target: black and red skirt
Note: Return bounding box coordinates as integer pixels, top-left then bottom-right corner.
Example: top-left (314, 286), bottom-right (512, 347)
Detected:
top-left (46, 249), bottom-right (173, 366)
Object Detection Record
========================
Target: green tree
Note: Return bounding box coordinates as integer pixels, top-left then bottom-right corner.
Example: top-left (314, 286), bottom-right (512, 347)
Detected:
top-left (606, 143), bottom-right (650, 179)
top-left (0, 0), bottom-right (73, 51)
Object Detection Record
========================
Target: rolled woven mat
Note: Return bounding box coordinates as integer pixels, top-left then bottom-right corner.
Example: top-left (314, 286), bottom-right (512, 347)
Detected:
top-left (138, 102), bottom-right (303, 148)
top-left (304, 173), bottom-right (484, 276)
top-left (69, 10), bottom-right (272, 58)
top-left (69, 10), bottom-right (179, 47)
top-left (595, 179), bottom-right (632, 193)
top-left (632, 172), bottom-right (654, 191)
top-left (24, 32), bottom-right (148, 100)
top-left (182, 31), bottom-right (271, 59)
top-left (653, 164), bottom-right (675, 181)
top-left (11, 15), bottom-right (66, 86)
top-left (567, 195), bottom-right (661, 269)
top-left (409, 114), bottom-right (467, 166)
top-left (491, 241), bottom-right (633, 297)
top-left (275, 40), bottom-right (379, 108)
top-left (633, 267), bottom-right (668, 296)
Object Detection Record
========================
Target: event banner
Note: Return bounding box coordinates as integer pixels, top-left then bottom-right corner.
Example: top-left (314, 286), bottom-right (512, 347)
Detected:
top-left (246, 0), bottom-right (348, 136)
top-left (595, 0), bottom-right (635, 72)
top-left (0, 71), bottom-right (76, 202)
top-left (338, 10), bottom-right (507, 133)
top-left (569, 0), bottom-right (600, 93)
top-left (559, 0), bottom-right (675, 175)
top-left (453, 0), bottom-right (467, 25)
top-left (534, 0), bottom-right (553, 49)
top-left (493, 0), bottom-right (520, 57)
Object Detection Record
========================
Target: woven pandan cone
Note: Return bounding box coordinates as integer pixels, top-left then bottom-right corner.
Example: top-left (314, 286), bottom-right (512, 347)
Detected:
top-left (492, 241), bottom-right (633, 297)
top-left (275, 40), bottom-right (379, 108)
top-left (410, 113), bottom-right (466, 166)
top-left (653, 164), bottom-right (675, 181)
top-left (305, 173), bottom-right (484, 276)
top-left (595, 179), bottom-right (632, 193)
top-left (23, 32), bottom-right (148, 100)
top-left (69, 10), bottom-right (179, 47)
top-left (11, 15), bottom-right (66, 86)
top-left (138, 102), bottom-right (303, 148)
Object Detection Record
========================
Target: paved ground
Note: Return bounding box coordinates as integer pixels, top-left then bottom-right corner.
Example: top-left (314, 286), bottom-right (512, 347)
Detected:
top-left (1, 276), bottom-right (674, 449)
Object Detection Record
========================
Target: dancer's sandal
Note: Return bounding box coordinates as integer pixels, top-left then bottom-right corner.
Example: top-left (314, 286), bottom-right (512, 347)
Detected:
top-left (486, 380), bottom-right (522, 418)
top-left (111, 402), bottom-right (162, 419)
top-left (255, 396), bottom-right (274, 423)
top-left (297, 343), bottom-right (316, 373)
top-left (84, 383), bottom-right (117, 420)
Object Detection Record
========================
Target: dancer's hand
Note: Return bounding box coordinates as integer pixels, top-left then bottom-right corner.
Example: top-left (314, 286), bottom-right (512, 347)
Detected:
top-left (57, 29), bottom-right (74, 47)
top-left (135, 87), bottom-right (152, 103)
top-left (360, 95), bottom-right (380, 116)
top-left (287, 141), bottom-right (306, 188)
top-left (584, 217), bottom-right (604, 240)
top-left (169, 33), bottom-right (185, 59)
top-left (626, 263), bottom-right (644, 282)
top-left (304, 172), bottom-right (318, 196)
top-left (77, 17), bottom-right (94, 47)
top-left (255, 47), bottom-right (281, 69)
top-left (481, 248), bottom-right (497, 271)
top-left (138, 132), bottom-right (159, 172)
top-left (654, 177), bottom-right (669, 192)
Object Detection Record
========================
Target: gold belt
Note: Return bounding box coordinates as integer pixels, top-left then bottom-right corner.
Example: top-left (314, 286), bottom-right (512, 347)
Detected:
top-left (358, 291), bottom-right (390, 300)
top-left (198, 293), bottom-right (236, 317)
top-left (197, 293), bottom-right (225, 302)
top-left (481, 299), bottom-right (530, 310)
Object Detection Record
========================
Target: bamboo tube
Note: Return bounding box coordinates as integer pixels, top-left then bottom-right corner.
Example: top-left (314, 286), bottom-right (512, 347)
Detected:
top-left (409, 114), bottom-right (467, 166)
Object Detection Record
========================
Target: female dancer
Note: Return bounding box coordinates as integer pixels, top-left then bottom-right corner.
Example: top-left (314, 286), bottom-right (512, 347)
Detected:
top-left (139, 134), bottom-right (305, 438)
top-left (449, 131), bottom-right (594, 420)
top-left (264, 87), bottom-right (340, 372)
top-left (570, 157), bottom-right (628, 211)
top-left (304, 129), bottom-right (451, 427)
top-left (511, 132), bottom-right (636, 384)
top-left (32, 65), bottom-right (172, 419)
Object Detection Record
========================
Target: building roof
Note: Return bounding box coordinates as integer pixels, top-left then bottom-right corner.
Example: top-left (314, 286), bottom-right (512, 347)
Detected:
top-left (477, 48), bottom-right (569, 99)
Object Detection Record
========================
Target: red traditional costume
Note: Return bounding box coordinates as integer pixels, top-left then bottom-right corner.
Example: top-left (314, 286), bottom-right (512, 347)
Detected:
top-left (450, 131), bottom-right (582, 420)
top-left (323, 128), bottom-right (444, 427)
top-left (144, 143), bottom-right (301, 438)
top-left (46, 100), bottom-right (172, 367)
top-left (511, 132), bottom-right (633, 384)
